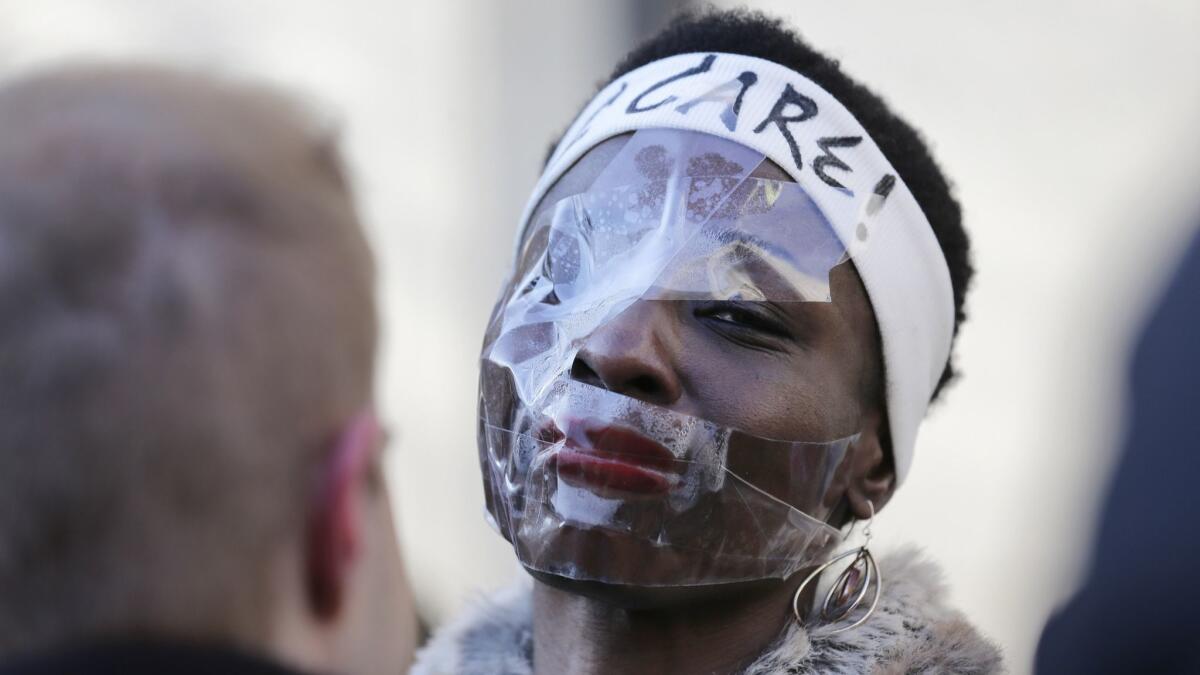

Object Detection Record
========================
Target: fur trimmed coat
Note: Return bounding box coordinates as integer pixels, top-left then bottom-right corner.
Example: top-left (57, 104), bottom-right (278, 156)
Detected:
top-left (411, 547), bottom-right (1003, 675)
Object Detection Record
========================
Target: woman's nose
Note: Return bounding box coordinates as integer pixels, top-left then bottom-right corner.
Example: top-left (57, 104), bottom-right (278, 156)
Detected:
top-left (569, 301), bottom-right (683, 406)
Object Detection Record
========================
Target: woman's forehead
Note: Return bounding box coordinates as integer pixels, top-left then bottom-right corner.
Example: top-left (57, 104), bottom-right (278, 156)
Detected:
top-left (524, 133), bottom-right (793, 247)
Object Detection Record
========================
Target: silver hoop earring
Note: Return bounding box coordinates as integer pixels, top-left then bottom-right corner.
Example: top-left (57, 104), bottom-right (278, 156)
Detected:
top-left (792, 500), bottom-right (881, 634)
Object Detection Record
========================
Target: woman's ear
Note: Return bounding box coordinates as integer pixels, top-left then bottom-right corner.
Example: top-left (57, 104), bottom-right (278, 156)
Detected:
top-left (845, 408), bottom-right (896, 520)
top-left (304, 410), bottom-right (380, 621)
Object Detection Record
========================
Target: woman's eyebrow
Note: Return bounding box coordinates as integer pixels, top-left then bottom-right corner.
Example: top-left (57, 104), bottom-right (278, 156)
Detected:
top-left (706, 230), bottom-right (854, 305)
top-left (712, 230), bottom-right (798, 267)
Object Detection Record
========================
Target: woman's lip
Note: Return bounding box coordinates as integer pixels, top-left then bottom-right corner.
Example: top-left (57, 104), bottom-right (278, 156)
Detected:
top-left (584, 425), bottom-right (678, 472)
top-left (554, 442), bottom-right (674, 495)
top-left (539, 421), bottom-right (681, 496)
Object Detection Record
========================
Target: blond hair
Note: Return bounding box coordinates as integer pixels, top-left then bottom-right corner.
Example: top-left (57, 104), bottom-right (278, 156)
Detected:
top-left (0, 65), bottom-right (376, 653)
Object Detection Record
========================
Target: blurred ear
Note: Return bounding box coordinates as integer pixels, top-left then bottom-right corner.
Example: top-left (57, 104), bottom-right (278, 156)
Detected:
top-left (304, 410), bottom-right (380, 621)
top-left (845, 407), bottom-right (896, 520)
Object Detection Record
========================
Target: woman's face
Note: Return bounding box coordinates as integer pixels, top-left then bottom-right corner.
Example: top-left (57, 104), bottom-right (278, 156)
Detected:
top-left (480, 134), bottom-right (895, 601)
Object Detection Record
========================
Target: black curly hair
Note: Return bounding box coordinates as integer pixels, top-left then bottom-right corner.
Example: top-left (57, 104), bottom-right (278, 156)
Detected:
top-left (548, 8), bottom-right (972, 401)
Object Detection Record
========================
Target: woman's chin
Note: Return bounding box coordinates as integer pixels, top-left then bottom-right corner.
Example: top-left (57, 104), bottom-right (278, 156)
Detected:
top-left (516, 516), bottom-right (787, 607)
top-left (524, 563), bottom-right (785, 611)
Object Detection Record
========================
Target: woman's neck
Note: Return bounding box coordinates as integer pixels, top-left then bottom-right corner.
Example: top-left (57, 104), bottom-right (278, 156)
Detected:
top-left (531, 577), bottom-right (810, 675)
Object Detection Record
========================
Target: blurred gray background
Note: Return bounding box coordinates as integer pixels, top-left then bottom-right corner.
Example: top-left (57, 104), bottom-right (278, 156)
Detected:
top-left (2, 2), bottom-right (1197, 672)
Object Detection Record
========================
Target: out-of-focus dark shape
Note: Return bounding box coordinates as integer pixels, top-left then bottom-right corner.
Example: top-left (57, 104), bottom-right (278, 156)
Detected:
top-left (1036, 222), bottom-right (1200, 674)
top-left (0, 65), bottom-right (416, 674)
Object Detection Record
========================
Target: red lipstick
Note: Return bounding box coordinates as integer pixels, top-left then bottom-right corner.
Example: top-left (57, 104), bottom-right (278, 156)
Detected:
top-left (545, 419), bottom-right (680, 496)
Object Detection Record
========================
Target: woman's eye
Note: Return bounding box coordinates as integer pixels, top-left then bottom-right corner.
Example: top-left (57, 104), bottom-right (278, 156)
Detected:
top-left (696, 301), bottom-right (793, 341)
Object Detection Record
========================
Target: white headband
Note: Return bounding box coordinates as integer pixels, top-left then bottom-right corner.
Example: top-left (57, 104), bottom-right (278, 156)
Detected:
top-left (517, 52), bottom-right (954, 485)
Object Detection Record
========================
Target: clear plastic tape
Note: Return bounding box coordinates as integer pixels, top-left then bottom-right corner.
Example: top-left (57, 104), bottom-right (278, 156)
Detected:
top-left (479, 366), bottom-right (852, 586)
top-left (479, 129), bottom-right (867, 586)
top-left (488, 175), bottom-right (850, 413)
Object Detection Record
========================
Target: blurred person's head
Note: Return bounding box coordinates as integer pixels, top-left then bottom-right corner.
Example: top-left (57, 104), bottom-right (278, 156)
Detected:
top-left (0, 65), bottom-right (415, 672)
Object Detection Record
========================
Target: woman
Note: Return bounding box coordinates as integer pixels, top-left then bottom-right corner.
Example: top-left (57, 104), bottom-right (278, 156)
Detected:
top-left (415, 10), bottom-right (1001, 674)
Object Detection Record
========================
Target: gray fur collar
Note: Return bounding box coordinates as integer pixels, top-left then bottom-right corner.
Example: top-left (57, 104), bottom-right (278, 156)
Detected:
top-left (412, 547), bottom-right (1003, 674)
